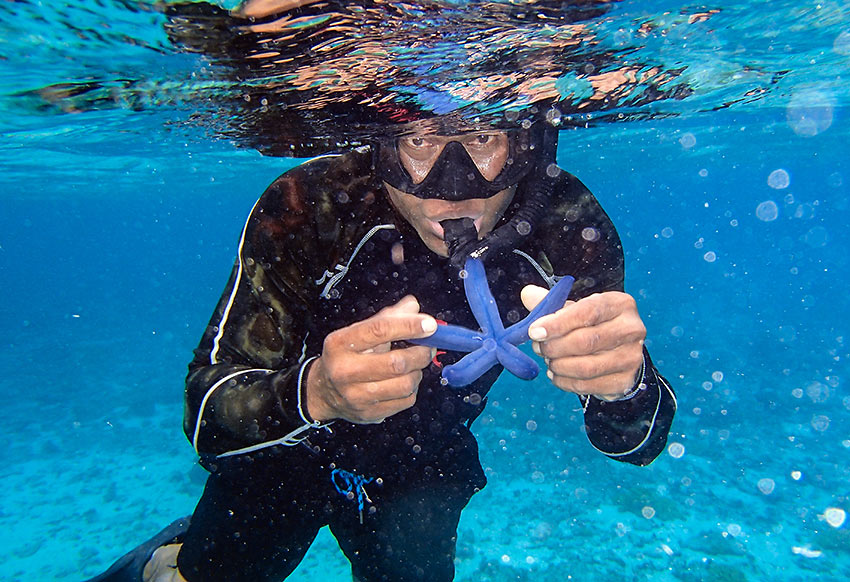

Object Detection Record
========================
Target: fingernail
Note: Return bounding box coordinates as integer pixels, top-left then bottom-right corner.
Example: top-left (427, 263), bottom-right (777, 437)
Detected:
top-left (529, 326), bottom-right (547, 341)
top-left (532, 342), bottom-right (541, 355)
top-left (421, 317), bottom-right (437, 334)
top-left (546, 370), bottom-right (554, 380)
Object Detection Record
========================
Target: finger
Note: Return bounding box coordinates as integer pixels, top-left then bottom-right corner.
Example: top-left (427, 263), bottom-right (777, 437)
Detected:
top-left (546, 346), bottom-right (643, 382)
top-left (536, 316), bottom-right (645, 359)
top-left (529, 292), bottom-right (635, 341)
top-left (378, 294), bottom-right (422, 316)
top-left (337, 372), bottom-right (423, 422)
top-left (324, 345), bottom-right (433, 384)
top-left (349, 390), bottom-right (419, 424)
top-left (520, 284), bottom-right (549, 312)
top-left (334, 311), bottom-right (437, 353)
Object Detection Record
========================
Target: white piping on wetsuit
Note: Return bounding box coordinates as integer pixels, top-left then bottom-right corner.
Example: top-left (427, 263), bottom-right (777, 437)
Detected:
top-left (192, 368), bottom-right (274, 455)
top-left (209, 197), bottom-right (262, 365)
top-left (316, 224), bottom-right (397, 299)
top-left (216, 356), bottom-right (330, 458)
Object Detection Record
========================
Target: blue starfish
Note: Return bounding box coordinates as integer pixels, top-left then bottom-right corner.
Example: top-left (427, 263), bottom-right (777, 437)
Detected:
top-left (412, 257), bottom-right (574, 387)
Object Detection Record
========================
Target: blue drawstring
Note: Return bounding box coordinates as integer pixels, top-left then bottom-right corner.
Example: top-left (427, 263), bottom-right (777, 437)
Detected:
top-left (331, 468), bottom-right (374, 523)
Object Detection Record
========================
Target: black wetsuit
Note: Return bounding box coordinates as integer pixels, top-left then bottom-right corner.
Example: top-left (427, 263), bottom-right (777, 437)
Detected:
top-left (176, 148), bottom-right (677, 581)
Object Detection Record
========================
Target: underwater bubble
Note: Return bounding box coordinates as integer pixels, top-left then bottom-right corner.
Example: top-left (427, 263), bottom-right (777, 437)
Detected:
top-left (778, 325), bottom-right (797, 343)
top-left (806, 381), bottom-right (829, 403)
top-left (756, 200), bottom-right (779, 222)
top-left (826, 376), bottom-right (839, 388)
top-left (531, 471), bottom-right (545, 483)
top-left (702, 381), bottom-right (713, 391)
top-left (827, 172), bottom-right (843, 188)
top-left (793, 203), bottom-right (816, 219)
top-left (613, 28), bottom-right (633, 46)
top-left (811, 415), bottom-right (830, 432)
top-left (824, 508), bottom-right (846, 528)
top-left (698, 168), bottom-right (708, 177)
top-left (526, 420), bottom-right (538, 432)
top-left (546, 163), bottom-right (561, 178)
top-left (661, 227), bottom-right (674, 238)
top-left (679, 133), bottom-right (696, 149)
top-left (835, 31), bottom-right (850, 54)
top-left (501, 554), bottom-right (511, 564)
top-left (703, 251), bottom-right (717, 262)
top-left (581, 227), bottom-right (600, 242)
top-left (791, 471), bottom-right (802, 480)
top-left (792, 388), bottom-right (804, 398)
top-left (757, 478), bottom-right (775, 495)
top-left (787, 89), bottom-right (835, 136)
top-left (516, 220), bottom-right (532, 235)
top-left (767, 169), bottom-right (791, 189)
top-left (667, 442), bottom-right (685, 458)
top-left (727, 524), bottom-right (742, 537)
top-left (711, 371), bottom-right (724, 382)
top-left (642, 506), bottom-right (656, 519)
top-left (803, 226), bottom-right (828, 248)
top-left (671, 326), bottom-right (684, 337)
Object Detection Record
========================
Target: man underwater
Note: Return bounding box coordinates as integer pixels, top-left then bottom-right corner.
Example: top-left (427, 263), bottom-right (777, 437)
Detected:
top-left (88, 116), bottom-right (676, 582)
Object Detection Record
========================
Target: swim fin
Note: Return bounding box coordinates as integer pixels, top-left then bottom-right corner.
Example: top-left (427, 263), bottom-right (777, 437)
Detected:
top-left (83, 517), bottom-right (191, 582)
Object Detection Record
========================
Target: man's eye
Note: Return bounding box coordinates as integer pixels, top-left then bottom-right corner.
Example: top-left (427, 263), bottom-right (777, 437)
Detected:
top-left (402, 136), bottom-right (432, 149)
top-left (466, 134), bottom-right (495, 147)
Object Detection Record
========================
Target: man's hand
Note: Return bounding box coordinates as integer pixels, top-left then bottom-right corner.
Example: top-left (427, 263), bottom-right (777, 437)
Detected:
top-left (306, 296), bottom-right (437, 424)
top-left (521, 286), bottom-right (646, 400)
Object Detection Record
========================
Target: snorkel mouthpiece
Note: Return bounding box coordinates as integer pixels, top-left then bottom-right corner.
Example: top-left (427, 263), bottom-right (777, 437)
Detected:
top-left (441, 218), bottom-right (480, 268)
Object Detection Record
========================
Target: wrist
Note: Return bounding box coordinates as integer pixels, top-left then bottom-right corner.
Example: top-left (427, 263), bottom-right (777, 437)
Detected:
top-left (591, 354), bottom-right (647, 402)
top-left (304, 357), bottom-right (334, 422)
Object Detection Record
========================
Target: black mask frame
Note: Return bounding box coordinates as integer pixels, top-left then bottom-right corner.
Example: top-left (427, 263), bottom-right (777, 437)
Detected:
top-left (375, 127), bottom-right (541, 200)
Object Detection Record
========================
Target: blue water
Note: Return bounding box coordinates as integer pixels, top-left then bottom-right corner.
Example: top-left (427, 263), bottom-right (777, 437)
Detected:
top-left (2, 1), bottom-right (850, 581)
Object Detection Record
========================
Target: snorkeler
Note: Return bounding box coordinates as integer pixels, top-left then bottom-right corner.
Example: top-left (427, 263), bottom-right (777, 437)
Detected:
top-left (84, 113), bottom-right (676, 582)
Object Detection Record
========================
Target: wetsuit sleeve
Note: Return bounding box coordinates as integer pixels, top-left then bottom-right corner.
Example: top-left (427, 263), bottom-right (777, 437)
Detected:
top-left (184, 170), bottom-right (329, 458)
top-left (580, 348), bottom-right (677, 466)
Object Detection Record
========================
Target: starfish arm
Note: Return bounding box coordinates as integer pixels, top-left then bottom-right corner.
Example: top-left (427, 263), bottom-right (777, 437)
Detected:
top-left (502, 275), bottom-right (575, 346)
top-left (463, 257), bottom-right (505, 336)
top-left (443, 347), bottom-right (499, 387)
top-left (496, 341), bottom-right (540, 380)
top-left (410, 323), bottom-right (483, 352)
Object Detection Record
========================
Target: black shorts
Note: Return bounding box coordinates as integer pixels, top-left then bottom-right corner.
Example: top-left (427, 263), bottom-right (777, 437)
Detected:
top-left (177, 452), bottom-right (484, 582)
